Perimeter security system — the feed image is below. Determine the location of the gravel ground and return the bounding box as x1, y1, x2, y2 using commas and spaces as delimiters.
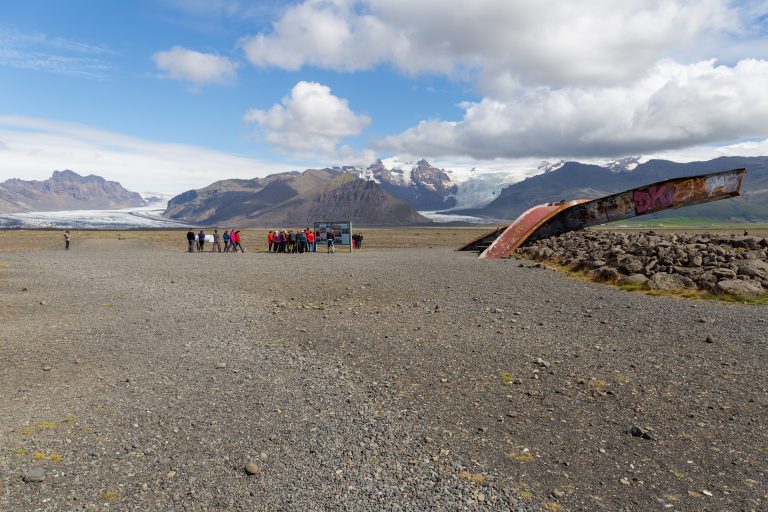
0, 239, 766, 511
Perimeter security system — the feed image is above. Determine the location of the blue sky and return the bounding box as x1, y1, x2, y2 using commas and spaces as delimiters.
1, 0, 767, 192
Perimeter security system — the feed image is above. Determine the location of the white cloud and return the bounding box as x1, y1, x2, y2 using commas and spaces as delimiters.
0, 116, 287, 193
0, 26, 111, 78
244, 81, 371, 157
376, 59, 768, 159
152, 46, 237, 85
239, 0, 741, 88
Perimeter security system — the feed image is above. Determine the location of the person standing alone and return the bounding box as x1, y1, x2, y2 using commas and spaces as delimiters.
186, 228, 195, 253
64, 230, 71, 250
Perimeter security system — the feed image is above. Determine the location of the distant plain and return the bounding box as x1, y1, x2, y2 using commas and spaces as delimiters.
1, 225, 767, 253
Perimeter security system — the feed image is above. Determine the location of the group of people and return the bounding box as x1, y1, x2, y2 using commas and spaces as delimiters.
187, 228, 244, 253
185, 228, 364, 254
268, 228, 321, 253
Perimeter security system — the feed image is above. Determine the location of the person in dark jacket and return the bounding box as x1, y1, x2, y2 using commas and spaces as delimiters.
186, 229, 195, 253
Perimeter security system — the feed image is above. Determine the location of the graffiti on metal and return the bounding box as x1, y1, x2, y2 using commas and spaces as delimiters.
467, 168, 746, 259
634, 184, 675, 213
530, 168, 746, 242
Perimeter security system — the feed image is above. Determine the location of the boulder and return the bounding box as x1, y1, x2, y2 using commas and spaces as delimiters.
647, 272, 695, 291
597, 266, 620, 282
715, 279, 766, 296
737, 260, 768, 280
712, 268, 737, 280
618, 274, 649, 287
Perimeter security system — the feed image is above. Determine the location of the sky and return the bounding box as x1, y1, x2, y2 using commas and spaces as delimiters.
1, 0, 767, 193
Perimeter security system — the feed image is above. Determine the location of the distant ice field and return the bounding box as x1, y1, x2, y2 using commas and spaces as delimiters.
0, 203, 187, 229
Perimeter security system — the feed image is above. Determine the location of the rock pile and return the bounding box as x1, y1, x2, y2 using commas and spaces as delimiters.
517, 231, 768, 296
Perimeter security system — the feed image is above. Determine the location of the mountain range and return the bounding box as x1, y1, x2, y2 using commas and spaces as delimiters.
163, 168, 427, 226
3, 156, 767, 226
467, 156, 768, 222
0, 170, 147, 213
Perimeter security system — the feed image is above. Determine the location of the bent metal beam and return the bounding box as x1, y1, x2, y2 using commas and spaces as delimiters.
466, 168, 746, 260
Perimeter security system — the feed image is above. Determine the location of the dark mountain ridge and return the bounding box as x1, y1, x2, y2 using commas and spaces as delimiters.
163, 168, 428, 226
0, 170, 147, 213
472, 156, 768, 222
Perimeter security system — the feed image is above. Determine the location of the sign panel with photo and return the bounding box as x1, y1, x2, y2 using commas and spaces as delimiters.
314, 221, 352, 247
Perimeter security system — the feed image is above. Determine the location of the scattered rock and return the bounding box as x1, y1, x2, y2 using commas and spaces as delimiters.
42, 366, 52, 372
705, 335, 715, 344
216, 362, 227, 369
244, 463, 260, 475
716, 279, 766, 296
618, 274, 648, 287
23, 468, 45, 483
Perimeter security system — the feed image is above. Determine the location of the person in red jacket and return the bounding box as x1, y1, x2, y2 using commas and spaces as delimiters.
268, 230, 274, 252
232, 230, 244, 252
306, 228, 315, 253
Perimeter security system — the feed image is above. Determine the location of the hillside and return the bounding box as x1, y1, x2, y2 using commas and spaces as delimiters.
0, 170, 147, 213
164, 169, 428, 226
473, 156, 768, 222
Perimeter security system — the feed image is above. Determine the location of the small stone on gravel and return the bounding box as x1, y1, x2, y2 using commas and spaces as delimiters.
244, 463, 260, 475
23, 468, 45, 483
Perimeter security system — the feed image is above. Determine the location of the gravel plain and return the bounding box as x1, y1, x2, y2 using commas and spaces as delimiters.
1, 238, 766, 511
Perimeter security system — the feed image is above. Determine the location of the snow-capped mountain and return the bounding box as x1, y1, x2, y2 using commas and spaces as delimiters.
537, 160, 566, 173
335, 158, 457, 210
339, 158, 535, 211
602, 156, 641, 173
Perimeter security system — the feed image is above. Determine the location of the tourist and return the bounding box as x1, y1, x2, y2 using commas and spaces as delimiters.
211, 229, 221, 252
268, 230, 274, 252
186, 228, 195, 252
223, 230, 230, 252
307, 228, 315, 253
64, 230, 71, 250
298, 229, 307, 253
327, 230, 335, 254
198, 229, 206, 252
232, 230, 244, 252
287, 230, 295, 253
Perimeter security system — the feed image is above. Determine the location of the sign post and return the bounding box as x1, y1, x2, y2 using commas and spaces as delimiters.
313, 221, 353, 252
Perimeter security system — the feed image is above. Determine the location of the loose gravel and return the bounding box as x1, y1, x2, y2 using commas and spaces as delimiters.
1, 239, 766, 511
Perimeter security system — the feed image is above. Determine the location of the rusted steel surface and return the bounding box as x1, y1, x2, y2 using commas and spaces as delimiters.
529, 168, 746, 242
456, 225, 509, 252
464, 168, 746, 260
479, 200, 587, 260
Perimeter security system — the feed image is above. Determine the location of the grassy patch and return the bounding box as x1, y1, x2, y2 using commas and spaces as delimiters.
100, 491, 118, 501
31, 451, 46, 460
542, 260, 768, 305
499, 372, 513, 385
587, 378, 608, 391
506, 451, 535, 463
457, 470, 485, 484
